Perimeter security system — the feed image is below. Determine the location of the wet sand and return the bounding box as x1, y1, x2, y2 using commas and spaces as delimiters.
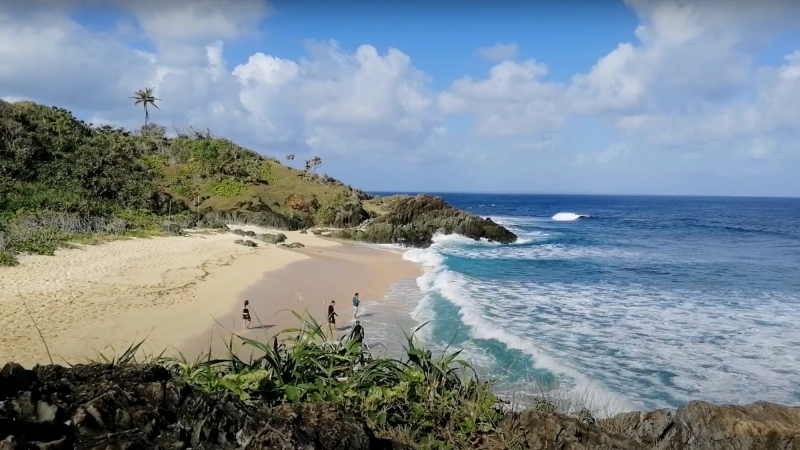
0, 223, 417, 367
181, 242, 420, 359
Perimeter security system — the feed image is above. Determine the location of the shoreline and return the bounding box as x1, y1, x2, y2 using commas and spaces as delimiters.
179, 235, 420, 360
0, 226, 419, 367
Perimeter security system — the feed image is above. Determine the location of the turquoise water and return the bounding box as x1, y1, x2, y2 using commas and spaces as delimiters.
358, 194, 800, 411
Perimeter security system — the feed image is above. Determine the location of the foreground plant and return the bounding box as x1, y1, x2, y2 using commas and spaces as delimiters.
160, 313, 505, 447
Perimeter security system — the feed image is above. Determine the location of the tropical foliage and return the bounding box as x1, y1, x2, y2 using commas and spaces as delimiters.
161, 313, 508, 448
0, 100, 278, 264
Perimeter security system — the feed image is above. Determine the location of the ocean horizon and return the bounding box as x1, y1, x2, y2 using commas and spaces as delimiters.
357, 193, 800, 413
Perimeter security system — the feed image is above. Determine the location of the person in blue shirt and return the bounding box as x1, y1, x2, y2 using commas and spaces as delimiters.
352, 292, 360, 318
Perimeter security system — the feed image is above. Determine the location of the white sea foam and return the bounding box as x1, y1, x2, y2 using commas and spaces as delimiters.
402, 234, 638, 411
552, 212, 590, 222
399, 230, 800, 410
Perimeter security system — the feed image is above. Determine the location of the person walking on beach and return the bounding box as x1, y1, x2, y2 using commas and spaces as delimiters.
352, 292, 360, 318
327, 300, 338, 330
242, 300, 251, 329
350, 320, 364, 343
350, 320, 365, 365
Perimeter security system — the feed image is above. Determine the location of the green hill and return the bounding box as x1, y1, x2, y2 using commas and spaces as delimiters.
0, 100, 516, 266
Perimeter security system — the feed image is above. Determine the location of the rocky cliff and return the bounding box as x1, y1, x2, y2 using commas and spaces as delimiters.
3, 363, 797, 450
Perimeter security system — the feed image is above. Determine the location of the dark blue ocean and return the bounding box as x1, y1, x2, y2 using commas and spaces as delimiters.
359, 194, 800, 412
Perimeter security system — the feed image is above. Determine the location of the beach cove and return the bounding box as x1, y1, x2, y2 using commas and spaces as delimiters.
0, 225, 419, 367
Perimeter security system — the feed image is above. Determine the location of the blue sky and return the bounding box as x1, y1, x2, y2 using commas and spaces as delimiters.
3, 0, 800, 196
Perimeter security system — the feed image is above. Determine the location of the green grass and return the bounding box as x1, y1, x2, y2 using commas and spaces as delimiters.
0, 250, 18, 266
165, 162, 354, 219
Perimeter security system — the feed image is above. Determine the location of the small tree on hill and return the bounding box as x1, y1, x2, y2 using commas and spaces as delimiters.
304, 156, 322, 174
130, 87, 161, 129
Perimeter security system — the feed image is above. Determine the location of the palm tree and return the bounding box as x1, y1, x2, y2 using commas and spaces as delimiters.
130, 87, 161, 128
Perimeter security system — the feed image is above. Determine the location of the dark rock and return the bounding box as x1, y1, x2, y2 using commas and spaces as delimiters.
511, 410, 644, 450
256, 233, 287, 244
310, 229, 322, 235
282, 242, 305, 249
243, 230, 256, 237
160, 221, 183, 236
197, 206, 312, 231
201, 218, 229, 229
231, 228, 247, 236
331, 194, 517, 247
234, 239, 258, 248
330, 200, 372, 228
0, 364, 394, 450
300, 229, 308, 234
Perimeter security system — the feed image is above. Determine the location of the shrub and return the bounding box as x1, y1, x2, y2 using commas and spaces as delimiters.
208, 178, 247, 198
0, 250, 18, 266
164, 314, 504, 447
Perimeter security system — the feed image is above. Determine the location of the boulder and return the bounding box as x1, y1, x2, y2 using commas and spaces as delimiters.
231, 228, 248, 236
283, 242, 305, 249
0, 363, 393, 450
234, 239, 258, 248
256, 233, 287, 244
300, 229, 308, 234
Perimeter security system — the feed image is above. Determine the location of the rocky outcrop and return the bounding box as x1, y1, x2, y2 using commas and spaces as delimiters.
601, 401, 800, 450
280, 242, 305, 249
2, 363, 800, 449
195, 201, 313, 231
510, 410, 643, 450
0, 363, 395, 450
331, 194, 517, 247
234, 239, 258, 247
330, 200, 373, 229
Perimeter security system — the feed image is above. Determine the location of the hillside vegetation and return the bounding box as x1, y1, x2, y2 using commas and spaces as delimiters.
0, 100, 368, 264
0, 100, 516, 265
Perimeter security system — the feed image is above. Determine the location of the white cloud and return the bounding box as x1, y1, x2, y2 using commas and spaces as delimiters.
574, 143, 632, 166
0, 4, 445, 163
438, 60, 565, 136
476, 43, 518, 62
0, 10, 156, 112
102, 0, 270, 43
2, 0, 800, 194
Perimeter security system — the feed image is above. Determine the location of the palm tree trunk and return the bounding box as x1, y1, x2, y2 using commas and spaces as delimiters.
144, 104, 149, 128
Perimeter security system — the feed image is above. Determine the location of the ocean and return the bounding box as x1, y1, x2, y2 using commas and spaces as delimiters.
356, 194, 800, 412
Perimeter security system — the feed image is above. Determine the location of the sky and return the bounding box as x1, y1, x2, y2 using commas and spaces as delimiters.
2, 0, 800, 196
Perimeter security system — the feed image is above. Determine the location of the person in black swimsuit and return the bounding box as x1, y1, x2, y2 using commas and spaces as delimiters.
327, 300, 338, 329
242, 300, 251, 329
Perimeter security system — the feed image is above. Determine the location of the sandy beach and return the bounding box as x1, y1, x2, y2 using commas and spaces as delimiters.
0, 226, 419, 367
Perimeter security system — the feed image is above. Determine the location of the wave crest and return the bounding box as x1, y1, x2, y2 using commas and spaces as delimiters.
552, 212, 590, 222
